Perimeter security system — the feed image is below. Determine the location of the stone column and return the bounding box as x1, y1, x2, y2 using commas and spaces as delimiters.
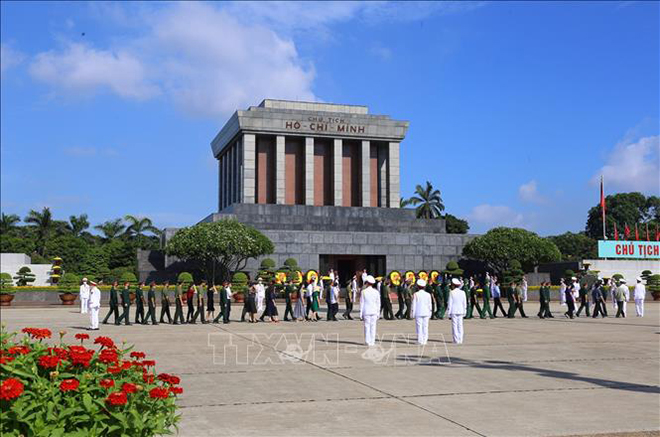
361, 140, 371, 207
388, 142, 400, 208
305, 137, 314, 205
378, 144, 388, 207
333, 139, 343, 207
218, 157, 223, 212
243, 133, 256, 204
276, 135, 285, 204
228, 145, 233, 206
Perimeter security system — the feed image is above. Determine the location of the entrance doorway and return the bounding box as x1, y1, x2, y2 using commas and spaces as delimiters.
319, 255, 386, 286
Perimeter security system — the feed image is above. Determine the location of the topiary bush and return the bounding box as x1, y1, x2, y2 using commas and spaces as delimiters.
58, 273, 80, 293
177, 272, 193, 285
13, 267, 36, 287
612, 273, 624, 282
1, 272, 14, 293
231, 272, 248, 294
647, 274, 660, 298
443, 261, 463, 277
260, 258, 276, 269
284, 258, 298, 269
119, 272, 138, 285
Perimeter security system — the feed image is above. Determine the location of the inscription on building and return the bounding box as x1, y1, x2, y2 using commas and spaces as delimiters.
285, 116, 366, 134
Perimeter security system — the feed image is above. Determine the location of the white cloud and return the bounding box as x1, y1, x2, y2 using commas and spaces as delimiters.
592, 135, 660, 193
468, 204, 525, 227
371, 44, 393, 61
1, 43, 25, 73
30, 43, 159, 100
518, 180, 547, 204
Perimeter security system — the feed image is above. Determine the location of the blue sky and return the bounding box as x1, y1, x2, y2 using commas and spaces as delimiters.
1, 1, 658, 235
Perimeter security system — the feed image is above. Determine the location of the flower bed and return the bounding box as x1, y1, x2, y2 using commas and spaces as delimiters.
0, 327, 181, 436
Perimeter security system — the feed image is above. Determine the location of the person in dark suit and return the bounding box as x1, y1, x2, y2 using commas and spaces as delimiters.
134, 282, 146, 324
119, 281, 132, 326
173, 281, 185, 325
144, 281, 158, 325
283, 280, 294, 321
160, 281, 172, 324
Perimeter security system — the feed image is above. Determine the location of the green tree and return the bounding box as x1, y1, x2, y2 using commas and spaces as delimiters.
547, 232, 597, 261
0, 213, 20, 234
45, 235, 89, 273
165, 219, 274, 283
0, 272, 13, 290
586, 192, 660, 239
94, 219, 126, 240
24, 207, 56, 255
80, 246, 111, 281
58, 272, 80, 293
445, 213, 469, 234
13, 266, 36, 286
462, 227, 561, 275
103, 239, 136, 270
124, 215, 161, 248
0, 234, 37, 255
407, 181, 445, 219
67, 214, 90, 237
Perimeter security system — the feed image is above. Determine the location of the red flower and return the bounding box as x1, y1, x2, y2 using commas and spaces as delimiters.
60, 378, 79, 392
94, 336, 115, 349
130, 351, 146, 359
149, 387, 169, 399
106, 391, 128, 406
75, 333, 89, 342
142, 373, 155, 384
22, 328, 52, 340
98, 349, 119, 364
8, 345, 30, 355
158, 374, 181, 385
99, 379, 115, 389
0, 355, 15, 364
142, 360, 156, 367
107, 365, 122, 375
46, 347, 69, 360
38, 355, 61, 369
121, 382, 138, 394
0, 378, 24, 400
169, 386, 183, 395
69, 348, 93, 368
121, 361, 133, 370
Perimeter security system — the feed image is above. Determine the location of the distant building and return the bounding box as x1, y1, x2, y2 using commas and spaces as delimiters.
0, 253, 52, 286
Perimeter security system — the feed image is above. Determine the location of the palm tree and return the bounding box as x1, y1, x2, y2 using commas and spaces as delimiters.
67, 214, 90, 237
24, 207, 56, 255
408, 181, 445, 219
0, 213, 20, 234
94, 219, 126, 240
399, 197, 412, 208
124, 215, 161, 248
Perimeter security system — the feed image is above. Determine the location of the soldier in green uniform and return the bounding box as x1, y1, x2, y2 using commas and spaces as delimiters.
119, 281, 132, 325
464, 278, 474, 318
102, 280, 121, 325
481, 275, 494, 319
134, 282, 146, 324
403, 279, 413, 320
381, 278, 394, 320
509, 282, 528, 318
506, 281, 517, 318
173, 280, 185, 325
144, 281, 158, 325
283, 280, 294, 321
467, 278, 483, 319
160, 281, 172, 324
192, 281, 208, 323
438, 276, 450, 319
537, 281, 553, 318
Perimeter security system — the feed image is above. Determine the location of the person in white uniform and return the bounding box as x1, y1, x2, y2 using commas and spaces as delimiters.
559, 278, 566, 306
88, 281, 101, 330
256, 278, 266, 314
446, 278, 467, 344
411, 279, 432, 345
360, 275, 380, 346
634, 277, 645, 317
521, 276, 528, 302
79, 277, 90, 314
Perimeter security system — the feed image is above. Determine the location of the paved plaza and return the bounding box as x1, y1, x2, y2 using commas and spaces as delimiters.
3, 302, 659, 436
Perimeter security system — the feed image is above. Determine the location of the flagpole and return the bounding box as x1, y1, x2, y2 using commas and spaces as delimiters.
601, 175, 606, 240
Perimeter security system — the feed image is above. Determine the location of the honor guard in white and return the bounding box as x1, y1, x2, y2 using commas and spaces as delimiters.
79, 277, 90, 314
411, 279, 432, 345
446, 278, 467, 344
88, 281, 101, 330
360, 275, 380, 346
634, 277, 645, 317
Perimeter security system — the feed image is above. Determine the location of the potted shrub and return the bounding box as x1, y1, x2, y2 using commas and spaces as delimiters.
120, 272, 138, 303
0, 272, 15, 306
58, 272, 80, 305
647, 274, 660, 301
231, 272, 248, 303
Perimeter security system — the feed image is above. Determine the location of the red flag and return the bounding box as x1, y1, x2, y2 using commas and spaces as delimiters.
614, 223, 619, 240
647, 223, 650, 241
635, 223, 639, 241
624, 223, 631, 240
600, 176, 606, 239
